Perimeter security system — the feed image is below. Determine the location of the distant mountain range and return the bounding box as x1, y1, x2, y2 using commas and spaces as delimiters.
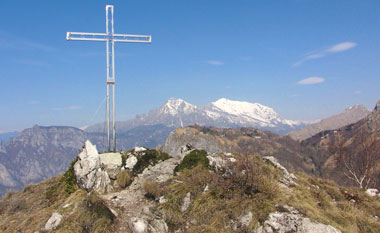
86, 98, 308, 135
0, 97, 374, 197
288, 104, 370, 141
302, 100, 380, 189
0, 131, 18, 143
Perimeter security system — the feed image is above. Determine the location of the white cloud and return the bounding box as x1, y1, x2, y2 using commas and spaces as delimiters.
206, 60, 224, 66
297, 77, 325, 85
293, 41, 357, 66
354, 90, 361, 94
327, 42, 357, 53
52, 105, 82, 111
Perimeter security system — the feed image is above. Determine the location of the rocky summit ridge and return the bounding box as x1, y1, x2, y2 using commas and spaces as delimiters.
1, 138, 380, 232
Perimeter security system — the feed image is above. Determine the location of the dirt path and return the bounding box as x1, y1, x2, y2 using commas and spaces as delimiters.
101, 158, 179, 232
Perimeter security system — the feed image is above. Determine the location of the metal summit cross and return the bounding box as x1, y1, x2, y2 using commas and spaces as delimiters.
66, 5, 151, 152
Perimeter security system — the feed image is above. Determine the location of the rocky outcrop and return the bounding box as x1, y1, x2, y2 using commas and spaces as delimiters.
160, 126, 317, 175
263, 156, 297, 188
256, 205, 341, 233
74, 141, 112, 193
44, 212, 63, 231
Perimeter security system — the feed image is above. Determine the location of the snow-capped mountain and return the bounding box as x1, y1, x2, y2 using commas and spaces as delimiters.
205, 98, 300, 128
86, 98, 306, 135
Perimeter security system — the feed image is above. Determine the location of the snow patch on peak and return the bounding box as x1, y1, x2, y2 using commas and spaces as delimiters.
211, 98, 280, 122
160, 98, 198, 116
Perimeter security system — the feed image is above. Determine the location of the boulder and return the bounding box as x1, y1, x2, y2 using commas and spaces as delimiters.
74, 140, 112, 193
365, 188, 378, 197
130, 218, 148, 233
256, 205, 341, 233
44, 212, 63, 231
100, 152, 122, 179
125, 155, 138, 170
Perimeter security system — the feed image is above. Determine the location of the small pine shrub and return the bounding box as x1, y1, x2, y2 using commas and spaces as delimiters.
133, 150, 170, 174
61, 157, 79, 194
174, 150, 209, 173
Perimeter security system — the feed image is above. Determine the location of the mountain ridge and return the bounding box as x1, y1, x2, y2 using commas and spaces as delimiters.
288, 104, 370, 141
86, 97, 308, 135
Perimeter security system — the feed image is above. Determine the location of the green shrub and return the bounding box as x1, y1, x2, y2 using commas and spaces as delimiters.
174, 150, 209, 173
133, 149, 170, 174
61, 157, 79, 194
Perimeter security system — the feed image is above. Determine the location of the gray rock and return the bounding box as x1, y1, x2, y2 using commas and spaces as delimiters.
181, 192, 191, 212
207, 154, 236, 170
160, 128, 222, 158
130, 217, 148, 233
74, 140, 112, 193
100, 152, 122, 179
263, 156, 297, 188
44, 212, 63, 231
240, 212, 253, 227
256, 205, 341, 233
233, 211, 253, 230
140, 158, 179, 183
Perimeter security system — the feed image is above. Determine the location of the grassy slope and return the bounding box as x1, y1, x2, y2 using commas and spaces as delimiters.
0, 174, 115, 233
145, 152, 380, 233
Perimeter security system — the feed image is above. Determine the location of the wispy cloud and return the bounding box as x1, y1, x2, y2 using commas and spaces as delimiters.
293, 42, 357, 66
297, 77, 325, 85
206, 60, 224, 66
14, 58, 49, 67
52, 106, 82, 111
354, 90, 361, 95
28, 100, 40, 105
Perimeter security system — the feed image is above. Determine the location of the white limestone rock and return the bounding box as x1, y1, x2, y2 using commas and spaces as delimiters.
256, 205, 341, 233
130, 218, 148, 233
365, 188, 378, 197
263, 156, 297, 188
135, 147, 147, 152
207, 154, 236, 170
100, 152, 122, 179
125, 155, 138, 170
181, 192, 191, 212
73, 140, 112, 193
44, 212, 63, 231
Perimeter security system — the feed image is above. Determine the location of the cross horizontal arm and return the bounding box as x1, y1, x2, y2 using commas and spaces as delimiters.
66, 32, 108, 42
66, 32, 152, 43
112, 33, 152, 43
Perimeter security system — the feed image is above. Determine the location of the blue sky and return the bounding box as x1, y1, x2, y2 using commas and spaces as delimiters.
1, 0, 379, 132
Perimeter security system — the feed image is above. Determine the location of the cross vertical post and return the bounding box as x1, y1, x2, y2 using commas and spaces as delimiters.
66, 5, 151, 152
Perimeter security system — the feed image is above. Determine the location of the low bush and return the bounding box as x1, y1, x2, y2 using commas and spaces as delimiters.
174, 150, 209, 173
116, 170, 133, 189
133, 149, 170, 174
61, 157, 78, 194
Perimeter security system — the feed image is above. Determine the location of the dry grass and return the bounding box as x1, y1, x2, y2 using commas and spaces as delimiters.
0, 174, 115, 233
143, 154, 380, 233
145, 155, 280, 232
